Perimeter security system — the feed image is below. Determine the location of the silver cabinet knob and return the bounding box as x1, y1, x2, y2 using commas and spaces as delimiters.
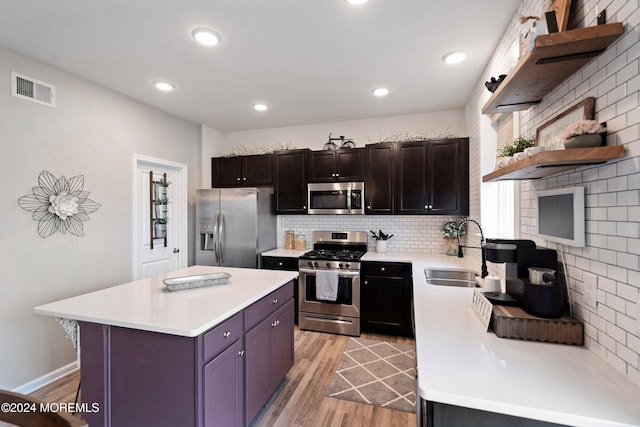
381, 267, 386, 271
223, 331, 231, 338
243, 177, 247, 181
236, 177, 241, 181
272, 298, 279, 304
367, 205, 371, 209
364, 280, 368, 285
238, 350, 245, 357
271, 320, 280, 327
173, 248, 180, 253
303, 205, 306, 209
278, 262, 283, 266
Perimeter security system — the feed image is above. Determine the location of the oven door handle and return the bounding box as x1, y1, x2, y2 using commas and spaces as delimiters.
299, 268, 360, 278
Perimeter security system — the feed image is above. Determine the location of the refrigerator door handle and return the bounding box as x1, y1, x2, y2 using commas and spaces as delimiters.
213, 210, 220, 263
219, 210, 225, 264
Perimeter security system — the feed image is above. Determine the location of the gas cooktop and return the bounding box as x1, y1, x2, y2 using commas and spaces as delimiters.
299, 249, 366, 262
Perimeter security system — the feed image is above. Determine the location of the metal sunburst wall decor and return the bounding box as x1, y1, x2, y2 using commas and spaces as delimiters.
18, 171, 101, 238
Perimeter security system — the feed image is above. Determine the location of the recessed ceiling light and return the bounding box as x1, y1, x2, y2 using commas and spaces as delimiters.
153, 81, 175, 92
253, 103, 269, 111
443, 51, 467, 65
372, 87, 390, 97
346, 0, 369, 5
192, 28, 222, 46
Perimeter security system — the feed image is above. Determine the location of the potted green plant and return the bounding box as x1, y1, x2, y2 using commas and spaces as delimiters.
154, 217, 168, 238
497, 135, 535, 158
561, 120, 606, 148
369, 229, 394, 253
441, 221, 465, 256
154, 178, 171, 200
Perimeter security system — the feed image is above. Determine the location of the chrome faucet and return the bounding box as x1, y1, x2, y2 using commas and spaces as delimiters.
457, 217, 489, 278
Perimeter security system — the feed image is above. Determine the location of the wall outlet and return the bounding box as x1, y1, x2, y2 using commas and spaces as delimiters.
583, 272, 598, 309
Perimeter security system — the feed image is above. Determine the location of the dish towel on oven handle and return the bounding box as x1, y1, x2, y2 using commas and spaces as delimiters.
315, 270, 339, 302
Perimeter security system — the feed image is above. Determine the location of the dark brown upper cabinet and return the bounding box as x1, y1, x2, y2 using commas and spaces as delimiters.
212, 154, 273, 188
274, 149, 309, 214
307, 148, 364, 182
364, 143, 395, 214
395, 138, 469, 215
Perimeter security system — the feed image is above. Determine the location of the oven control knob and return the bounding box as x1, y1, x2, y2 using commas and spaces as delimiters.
326, 262, 331, 268
313, 261, 318, 267
339, 263, 343, 268
308, 261, 313, 267
345, 263, 350, 269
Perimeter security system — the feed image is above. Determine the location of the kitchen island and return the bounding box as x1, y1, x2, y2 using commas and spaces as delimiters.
35, 265, 298, 427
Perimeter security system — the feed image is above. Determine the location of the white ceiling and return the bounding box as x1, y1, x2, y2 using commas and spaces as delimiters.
0, 1, 520, 132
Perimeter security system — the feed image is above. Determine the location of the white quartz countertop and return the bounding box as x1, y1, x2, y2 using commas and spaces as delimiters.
261, 248, 308, 258
34, 266, 298, 337
411, 256, 640, 427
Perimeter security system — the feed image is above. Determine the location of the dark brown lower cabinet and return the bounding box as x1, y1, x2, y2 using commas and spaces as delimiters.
361, 262, 413, 336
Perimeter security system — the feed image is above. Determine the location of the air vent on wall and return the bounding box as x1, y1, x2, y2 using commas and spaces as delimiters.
11, 71, 55, 107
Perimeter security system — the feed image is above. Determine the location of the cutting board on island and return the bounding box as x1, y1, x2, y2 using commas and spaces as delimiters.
491, 305, 584, 346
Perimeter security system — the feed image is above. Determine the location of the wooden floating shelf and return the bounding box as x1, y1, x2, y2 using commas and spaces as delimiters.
483, 145, 625, 182
482, 23, 624, 114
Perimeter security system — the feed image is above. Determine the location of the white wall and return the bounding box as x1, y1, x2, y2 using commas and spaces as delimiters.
201, 110, 473, 255
0, 45, 199, 389
210, 110, 467, 155
468, 0, 640, 385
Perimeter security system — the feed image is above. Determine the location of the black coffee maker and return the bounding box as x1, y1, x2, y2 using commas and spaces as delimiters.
484, 239, 565, 318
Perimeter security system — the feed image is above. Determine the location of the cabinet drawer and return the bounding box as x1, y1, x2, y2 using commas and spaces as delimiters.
361, 262, 406, 278
245, 282, 294, 330
262, 256, 298, 271
203, 312, 243, 362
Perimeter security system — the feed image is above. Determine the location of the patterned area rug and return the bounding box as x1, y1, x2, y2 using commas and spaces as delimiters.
326, 337, 416, 413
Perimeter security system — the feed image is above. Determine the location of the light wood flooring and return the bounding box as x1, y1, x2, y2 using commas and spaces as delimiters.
32, 327, 416, 427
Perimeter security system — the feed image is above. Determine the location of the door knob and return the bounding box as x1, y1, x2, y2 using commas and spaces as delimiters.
173, 248, 180, 253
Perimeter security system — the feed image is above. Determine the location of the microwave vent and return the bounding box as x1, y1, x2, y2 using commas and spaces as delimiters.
11, 72, 56, 107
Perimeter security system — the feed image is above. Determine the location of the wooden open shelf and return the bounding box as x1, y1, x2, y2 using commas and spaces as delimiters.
483, 145, 624, 181
482, 23, 624, 114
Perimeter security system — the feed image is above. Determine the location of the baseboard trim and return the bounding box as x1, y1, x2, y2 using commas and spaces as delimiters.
13, 361, 79, 395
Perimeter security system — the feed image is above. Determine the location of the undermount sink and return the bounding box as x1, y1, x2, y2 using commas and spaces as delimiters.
424, 268, 479, 288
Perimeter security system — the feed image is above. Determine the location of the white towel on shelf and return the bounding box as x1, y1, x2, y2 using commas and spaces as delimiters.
315, 270, 339, 302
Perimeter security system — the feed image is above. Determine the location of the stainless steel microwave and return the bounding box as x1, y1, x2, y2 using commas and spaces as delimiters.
308, 182, 364, 215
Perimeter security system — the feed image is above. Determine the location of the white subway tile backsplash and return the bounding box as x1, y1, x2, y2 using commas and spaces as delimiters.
278, 214, 466, 255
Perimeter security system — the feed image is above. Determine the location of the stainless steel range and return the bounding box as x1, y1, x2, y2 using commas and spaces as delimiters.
298, 231, 368, 336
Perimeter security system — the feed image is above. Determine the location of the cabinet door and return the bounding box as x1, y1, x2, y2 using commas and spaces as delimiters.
242, 154, 272, 186
428, 139, 469, 215
307, 150, 337, 182
396, 141, 428, 214
364, 143, 394, 214
271, 300, 294, 387
361, 276, 406, 333
212, 157, 242, 187
245, 316, 272, 424
275, 149, 308, 213
335, 148, 364, 181
204, 339, 245, 427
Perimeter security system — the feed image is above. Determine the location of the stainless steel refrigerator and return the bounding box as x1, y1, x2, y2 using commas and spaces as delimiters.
195, 188, 276, 268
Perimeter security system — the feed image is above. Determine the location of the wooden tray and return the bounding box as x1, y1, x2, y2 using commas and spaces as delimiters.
491, 305, 583, 346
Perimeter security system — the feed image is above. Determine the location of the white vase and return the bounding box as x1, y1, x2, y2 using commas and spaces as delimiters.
376, 240, 388, 253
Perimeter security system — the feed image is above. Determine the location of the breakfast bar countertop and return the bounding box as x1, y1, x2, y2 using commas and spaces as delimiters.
34, 265, 298, 337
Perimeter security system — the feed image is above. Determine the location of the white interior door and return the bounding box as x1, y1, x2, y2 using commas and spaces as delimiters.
133, 155, 188, 279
